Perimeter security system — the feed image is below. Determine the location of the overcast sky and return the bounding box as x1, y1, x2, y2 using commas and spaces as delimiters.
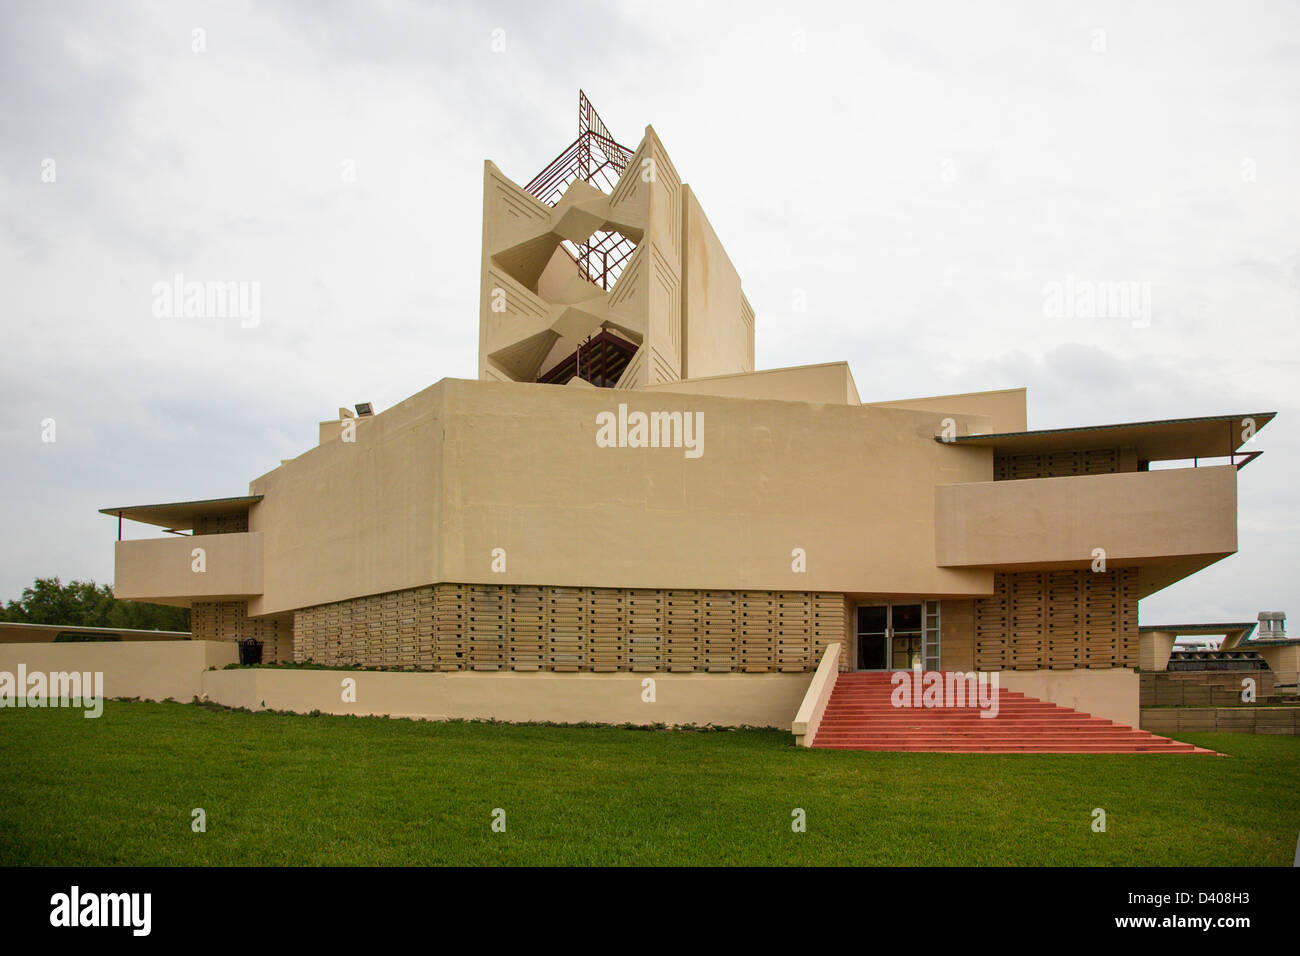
1, 0, 1296, 626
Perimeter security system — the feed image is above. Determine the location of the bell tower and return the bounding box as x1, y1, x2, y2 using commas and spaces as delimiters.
478, 92, 753, 390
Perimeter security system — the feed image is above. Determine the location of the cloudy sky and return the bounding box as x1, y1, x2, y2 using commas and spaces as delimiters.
1, 0, 1296, 626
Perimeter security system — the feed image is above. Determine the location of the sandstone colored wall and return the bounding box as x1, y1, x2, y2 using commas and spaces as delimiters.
864, 387, 1027, 434
645, 362, 858, 405
1138, 630, 1177, 672
246, 379, 994, 618
679, 185, 753, 380
0, 640, 236, 702
203, 668, 811, 729
996, 668, 1139, 728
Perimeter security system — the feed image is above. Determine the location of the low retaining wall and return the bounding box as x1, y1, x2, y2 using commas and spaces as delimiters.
1141, 706, 1300, 735
1141, 670, 1275, 706
202, 668, 812, 728
995, 668, 1139, 728
6, 642, 1146, 735
0, 640, 236, 701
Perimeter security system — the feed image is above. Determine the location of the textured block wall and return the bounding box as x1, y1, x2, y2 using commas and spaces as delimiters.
293, 584, 847, 673
191, 600, 291, 663
993, 447, 1128, 480
193, 513, 250, 534
973, 569, 1139, 670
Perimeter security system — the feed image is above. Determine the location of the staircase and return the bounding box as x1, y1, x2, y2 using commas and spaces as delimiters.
813, 672, 1213, 753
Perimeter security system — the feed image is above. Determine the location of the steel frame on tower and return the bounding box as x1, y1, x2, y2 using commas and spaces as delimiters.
524, 91, 637, 292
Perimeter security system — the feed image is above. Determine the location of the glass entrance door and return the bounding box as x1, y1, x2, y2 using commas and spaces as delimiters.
888, 603, 923, 670
856, 605, 889, 670
856, 602, 941, 671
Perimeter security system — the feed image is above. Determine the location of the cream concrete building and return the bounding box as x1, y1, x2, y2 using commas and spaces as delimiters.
101, 95, 1275, 740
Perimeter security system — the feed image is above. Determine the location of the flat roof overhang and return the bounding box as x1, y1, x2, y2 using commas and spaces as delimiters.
1141, 621, 1300, 650
99, 495, 262, 532
938, 412, 1275, 461
1140, 622, 1257, 637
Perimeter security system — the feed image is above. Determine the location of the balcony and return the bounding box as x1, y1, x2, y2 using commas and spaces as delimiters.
113, 532, 263, 605
935, 465, 1237, 571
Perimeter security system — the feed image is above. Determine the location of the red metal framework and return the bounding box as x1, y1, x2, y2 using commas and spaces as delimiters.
536, 329, 638, 388
525, 91, 637, 291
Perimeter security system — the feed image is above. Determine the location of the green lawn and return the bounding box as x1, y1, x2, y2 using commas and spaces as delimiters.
2, 700, 1297, 866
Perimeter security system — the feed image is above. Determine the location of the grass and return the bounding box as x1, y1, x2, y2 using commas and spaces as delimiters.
2, 700, 1298, 866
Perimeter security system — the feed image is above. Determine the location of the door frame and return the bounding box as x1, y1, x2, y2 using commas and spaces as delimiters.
853, 600, 941, 671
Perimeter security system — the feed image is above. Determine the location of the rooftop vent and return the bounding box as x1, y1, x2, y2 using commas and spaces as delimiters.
1257, 610, 1287, 639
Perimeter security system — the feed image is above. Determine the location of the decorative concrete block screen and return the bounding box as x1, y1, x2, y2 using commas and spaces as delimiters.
294, 585, 847, 673
191, 600, 291, 662
993, 447, 1121, 480
973, 569, 1138, 669
193, 513, 250, 534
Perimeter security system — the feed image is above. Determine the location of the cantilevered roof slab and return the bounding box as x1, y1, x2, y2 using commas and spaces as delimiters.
1138, 622, 1258, 634
941, 412, 1275, 461
99, 495, 262, 531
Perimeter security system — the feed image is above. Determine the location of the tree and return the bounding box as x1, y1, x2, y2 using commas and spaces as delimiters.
0, 577, 190, 632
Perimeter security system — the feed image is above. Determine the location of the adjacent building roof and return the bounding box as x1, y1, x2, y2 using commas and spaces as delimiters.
1139, 622, 1258, 637
1142, 620, 1300, 650
99, 495, 262, 531
942, 412, 1275, 461
0, 621, 190, 643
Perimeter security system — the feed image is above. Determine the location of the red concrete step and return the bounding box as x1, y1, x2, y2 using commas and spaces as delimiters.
812, 671, 1213, 754
816, 723, 1133, 733
821, 707, 1086, 712
816, 734, 1179, 745
816, 744, 1209, 753
822, 711, 1075, 718
821, 717, 1118, 723
816, 728, 1164, 743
